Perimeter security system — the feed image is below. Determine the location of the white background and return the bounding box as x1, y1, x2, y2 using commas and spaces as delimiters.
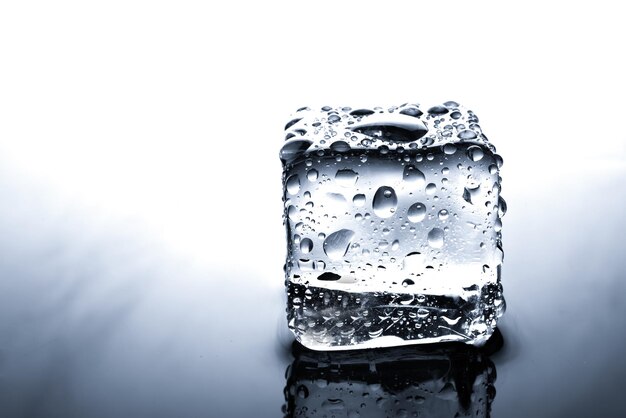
1, 0, 624, 275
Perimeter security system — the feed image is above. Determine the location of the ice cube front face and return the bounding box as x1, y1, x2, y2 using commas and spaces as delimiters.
280, 102, 505, 350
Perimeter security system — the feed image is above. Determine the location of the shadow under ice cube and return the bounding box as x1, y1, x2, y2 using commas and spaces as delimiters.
280, 102, 506, 350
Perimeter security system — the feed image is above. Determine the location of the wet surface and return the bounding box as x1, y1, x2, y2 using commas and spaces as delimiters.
0, 161, 625, 418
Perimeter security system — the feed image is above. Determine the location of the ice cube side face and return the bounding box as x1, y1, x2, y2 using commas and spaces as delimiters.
281, 103, 505, 350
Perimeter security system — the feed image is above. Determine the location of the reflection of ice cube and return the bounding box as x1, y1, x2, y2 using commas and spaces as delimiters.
283, 332, 501, 418
281, 102, 505, 350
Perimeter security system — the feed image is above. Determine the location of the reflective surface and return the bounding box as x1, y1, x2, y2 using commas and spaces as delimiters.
0, 162, 625, 417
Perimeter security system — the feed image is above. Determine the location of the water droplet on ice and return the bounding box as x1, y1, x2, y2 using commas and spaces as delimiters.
318, 271, 341, 281
403, 252, 425, 270
498, 196, 507, 216
286, 174, 300, 195
402, 278, 414, 287
428, 105, 448, 115
458, 129, 478, 140
297, 385, 309, 399
443, 144, 457, 155
407, 203, 426, 222
372, 186, 398, 218
402, 165, 426, 186
428, 228, 444, 248
279, 139, 312, 163
323, 229, 355, 260
467, 145, 484, 161
330, 141, 350, 152
350, 114, 428, 142
300, 238, 313, 253
335, 169, 359, 187
353, 194, 366, 206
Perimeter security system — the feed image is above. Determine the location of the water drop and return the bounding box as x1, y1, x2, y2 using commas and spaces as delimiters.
307, 169, 318, 182
462, 186, 481, 204
317, 272, 341, 281
372, 186, 398, 218
330, 141, 350, 152
498, 196, 507, 216
425, 183, 437, 195
403, 252, 425, 270
402, 278, 414, 287
328, 114, 341, 123
279, 139, 312, 163
467, 145, 484, 161
407, 203, 426, 222
336, 169, 359, 187
353, 194, 366, 206
417, 308, 430, 318
428, 228, 444, 248
350, 114, 428, 142
286, 174, 300, 195
399, 106, 423, 117
350, 109, 375, 116
402, 165, 426, 186
391, 239, 400, 251
323, 229, 355, 260
297, 385, 309, 399
300, 238, 313, 253
458, 129, 478, 140
438, 209, 449, 220
428, 105, 448, 115
443, 144, 457, 155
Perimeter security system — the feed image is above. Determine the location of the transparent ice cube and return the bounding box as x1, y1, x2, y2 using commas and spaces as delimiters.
280, 102, 505, 350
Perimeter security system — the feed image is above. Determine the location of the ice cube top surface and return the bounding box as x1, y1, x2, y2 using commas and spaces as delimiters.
280, 101, 497, 165
281, 102, 505, 350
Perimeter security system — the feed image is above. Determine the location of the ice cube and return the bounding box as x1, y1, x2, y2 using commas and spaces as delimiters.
280, 102, 505, 350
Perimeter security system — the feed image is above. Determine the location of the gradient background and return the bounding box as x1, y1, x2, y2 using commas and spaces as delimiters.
1, 1, 625, 417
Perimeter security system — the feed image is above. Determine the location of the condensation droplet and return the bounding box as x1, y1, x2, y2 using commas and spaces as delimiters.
372, 186, 398, 218
467, 145, 485, 161
335, 169, 359, 187
425, 183, 437, 195
402, 165, 426, 186
307, 169, 318, 182
458, 129, 478, 140
300, 238, 313, 253
407, 203, 427, 222
427, 228, 444, 248
443, 144, 457, 155
286, 174, 300, 195
353, 194, 366, 207
323, 229, 355, 260
438, 209, 449, 220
